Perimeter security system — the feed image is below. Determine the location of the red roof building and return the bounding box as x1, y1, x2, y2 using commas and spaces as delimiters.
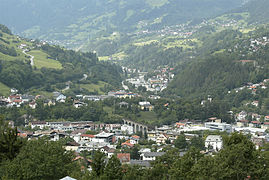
117, 153, 130, 163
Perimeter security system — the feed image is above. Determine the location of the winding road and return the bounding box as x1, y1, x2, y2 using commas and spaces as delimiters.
21, 48, 34, 66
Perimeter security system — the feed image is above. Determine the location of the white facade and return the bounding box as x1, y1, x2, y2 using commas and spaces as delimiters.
205, 122, 232, 133
121, 124, 133, 134
141, 152, 165, 161
205, 135, 223, 151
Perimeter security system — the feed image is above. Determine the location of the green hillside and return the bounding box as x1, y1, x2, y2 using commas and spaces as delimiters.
0, 24, 122, 96
0, 82, 10, 96
164, 26, 269, 98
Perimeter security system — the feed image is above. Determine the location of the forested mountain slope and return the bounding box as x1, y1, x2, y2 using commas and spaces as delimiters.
165, 26, 269, 98
0, 0, 244, 49
0, 24, 122, 96
238, 0, 269, 24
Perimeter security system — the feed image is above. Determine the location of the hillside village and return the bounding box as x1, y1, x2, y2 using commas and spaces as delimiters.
124, 66, 175, 92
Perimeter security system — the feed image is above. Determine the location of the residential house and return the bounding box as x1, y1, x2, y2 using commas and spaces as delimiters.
80, 134, 95, 142
119, 102, 129, 108
107, 148, 116, 158
117, 153, 131, 164
249, 121, 261, 128
252, 113, 261, 121
205, 135, 223, 152
56, 94, 66, 102
73, 101, 87, 108
251, 101, 259, 107
30, 121, 48, 129
50, 131, 66, 141
236, 120, 249, 127
175, 122, 186, 128
93, 132, 115, 143
147, 131, 157, 141
130, 160, 150, 167
261, 122, 269, 129
53, 92, 66, 102
130, 135, 140, 144
121, 141, 134, 148
156, 134, 168, 145
251, 137, 265, 150
10, 88, 18, 94
121, 124, 133, 135
141, 152, 165, 161
29, 101, 37, 109
237, 111, 247, 121
139, 101, 154, 111
21, 94, 35, 103
60, 176, 77, 180
65, 141, 80, 151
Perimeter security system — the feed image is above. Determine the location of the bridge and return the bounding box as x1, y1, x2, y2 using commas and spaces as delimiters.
122, 119, 148, 135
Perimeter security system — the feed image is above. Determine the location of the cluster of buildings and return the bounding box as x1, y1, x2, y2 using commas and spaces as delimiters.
125, 66, 175, 92
14, 114, 269, 171
75, 90, 138, 102
249, 36, 269, 52
232, 79, 268, 94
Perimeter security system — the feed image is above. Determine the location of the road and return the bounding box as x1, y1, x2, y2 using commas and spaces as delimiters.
22, 49, 34, 66
122, 81, 129, 90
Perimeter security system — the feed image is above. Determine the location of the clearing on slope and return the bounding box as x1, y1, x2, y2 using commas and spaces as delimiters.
28, 50, 62, 69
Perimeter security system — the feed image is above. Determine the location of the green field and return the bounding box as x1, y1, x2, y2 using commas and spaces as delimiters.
133, 40, 159, 46
0, 82, 10, 96
138, 111, 159, 125
99, 51, 127, 61
28, 89, 53, 98
163, 38, 201, 50
28, 50, 62, 69
80, 81, 108, 94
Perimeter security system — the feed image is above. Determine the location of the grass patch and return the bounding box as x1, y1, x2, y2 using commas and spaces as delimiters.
80, 81, 108, 94
98, 56, 110, 61
133, 40, 159, 46
0, 82, 10, 96
213, 49, 225, 55
163, 38, 200, 50
240, 28, 255, 34
28, 89, 53, 98
99, 51, 127, 61
103, 106, 113, 114
28, 50, 62, 69
137, 111, 158, 125
146, 0, 168, 8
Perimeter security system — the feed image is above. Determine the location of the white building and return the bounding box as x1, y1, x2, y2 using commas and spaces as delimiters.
93, 132, 115, 143
205, 122, 232, 133
121, 124, 133, 134
30, 121, 48, 129
141, 152, 165, 161
205, 135, 223, 152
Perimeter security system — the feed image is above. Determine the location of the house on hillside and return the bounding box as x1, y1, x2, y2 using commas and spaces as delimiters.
205, 135, 223, 152
117, 153, 130, 164
141, 152, 165, 161
139, 101, 154, 111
